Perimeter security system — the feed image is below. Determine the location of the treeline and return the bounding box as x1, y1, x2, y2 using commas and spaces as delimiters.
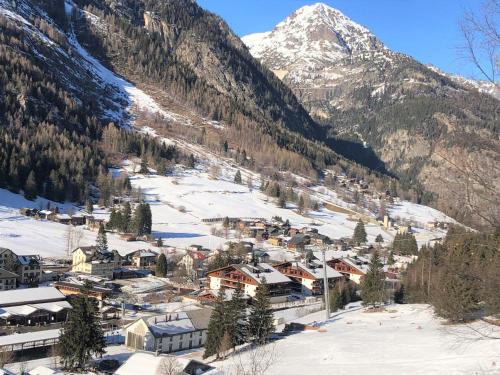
401, 227, 500, 322
0, 12, 189, 205
204, 281, 274, 360
108, 202, 152, 236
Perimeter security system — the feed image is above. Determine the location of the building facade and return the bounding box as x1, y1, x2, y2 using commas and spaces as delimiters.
72, 246, 122, 279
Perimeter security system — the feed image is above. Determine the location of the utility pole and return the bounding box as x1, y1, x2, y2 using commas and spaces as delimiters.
322, 245, 330, 321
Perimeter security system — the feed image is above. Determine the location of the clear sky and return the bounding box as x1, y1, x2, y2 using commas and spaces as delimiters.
197, 0, 484, 78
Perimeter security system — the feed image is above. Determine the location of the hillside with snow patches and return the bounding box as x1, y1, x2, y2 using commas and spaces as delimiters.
0, 0, 457, 259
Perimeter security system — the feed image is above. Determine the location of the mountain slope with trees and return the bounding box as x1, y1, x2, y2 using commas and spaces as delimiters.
0, 0, 398, 206
243, 2, 500, 230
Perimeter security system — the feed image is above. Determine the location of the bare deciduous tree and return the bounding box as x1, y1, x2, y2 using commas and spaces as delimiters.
228, 343, 277, 375
159, 355, 182, 375
459, 0, 499, 84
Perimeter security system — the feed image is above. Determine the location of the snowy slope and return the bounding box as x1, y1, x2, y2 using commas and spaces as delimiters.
242, 2, 386, 72
0, 189, 157, 257
216, 303, 500, 375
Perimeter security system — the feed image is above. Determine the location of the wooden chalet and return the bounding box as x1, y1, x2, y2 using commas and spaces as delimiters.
327, 257, 369, 284
273, 261, 343, 296
206, 263, 293, 301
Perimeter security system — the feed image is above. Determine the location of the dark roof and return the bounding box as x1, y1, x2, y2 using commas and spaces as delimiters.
0, 268, 18, 278
182, 359, 215, 375
185, 308, 212, 330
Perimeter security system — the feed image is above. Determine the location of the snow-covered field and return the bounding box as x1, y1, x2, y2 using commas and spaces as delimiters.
0, 158, 455, 258
216, 304, 500, 375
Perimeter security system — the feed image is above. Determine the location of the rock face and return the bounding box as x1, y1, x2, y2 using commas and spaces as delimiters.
243, 2, 500, 229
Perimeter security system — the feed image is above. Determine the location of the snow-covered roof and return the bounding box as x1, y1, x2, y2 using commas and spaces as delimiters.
0, 329, 60, 346
294, 261, 343, 280
27, 366, 63, 375
115, 352, 164, 375
0, 301, 72, 318
239, 263, 292, 284
143, 308, 212, 337
0, 287, 66, 307
56, 214, 71, 220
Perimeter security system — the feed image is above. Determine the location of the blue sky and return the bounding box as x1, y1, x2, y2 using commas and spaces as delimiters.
197, 0, 483, 78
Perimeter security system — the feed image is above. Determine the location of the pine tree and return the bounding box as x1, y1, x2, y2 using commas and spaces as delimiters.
203, 288, 227, 359
329, 287, 343, 312
122, 202, 131, 232
139, 159, 149, 174
85, 199, 93, 214
361, 251, 386, 307
234, 170, 242, 184
353, 219, 367, 244
227, 283, 248, 347
278, 194, 286, 208
96, 223, 108, 252
24, 171, 37, 200
375, 234, 384, 243
156, 253, 167, 277
133, 203, 152, 236
433, 271, 477, 322
248, 278, 274, 344
59, 295, 105, 369
387, 250, 395, 265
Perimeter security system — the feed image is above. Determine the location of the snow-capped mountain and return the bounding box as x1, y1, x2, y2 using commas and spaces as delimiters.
242, 3, 392, 85
243, 3, 385, 70
427, 65, 500, 100
243, 2, 500, 231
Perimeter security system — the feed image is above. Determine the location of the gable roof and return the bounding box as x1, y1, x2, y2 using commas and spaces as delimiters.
275, 261, 343, 280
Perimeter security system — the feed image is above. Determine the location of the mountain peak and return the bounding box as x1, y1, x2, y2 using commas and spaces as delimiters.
242, 3, 384, 70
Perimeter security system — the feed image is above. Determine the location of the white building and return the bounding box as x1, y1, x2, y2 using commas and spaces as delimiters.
124, 309, 212, 353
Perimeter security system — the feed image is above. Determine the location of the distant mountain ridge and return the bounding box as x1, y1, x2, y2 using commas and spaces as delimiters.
243, 2, 500, 229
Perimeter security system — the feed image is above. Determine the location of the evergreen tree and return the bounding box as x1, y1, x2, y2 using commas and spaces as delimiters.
329, 287, 343, 312
203, 288, 227, 359
375, 234, 384, 243
133, 203, 152, 236
361, 251, 386, 307
433, 271, 478, 322
156, 253, 167, 277
96, 223, 108, 252
85, 199, 93, 214
278, 194, 286, 208
248, 278, 274, 344
139, 159, 149, 174
59, 295, 105, 369
234, 170, 242, 184
122, 202, 132, 232
353, 219, 367, 244
24, 171, 37, 200
227, 283, 248, 347
393, 233, 418, 255
387, 250, 395, 265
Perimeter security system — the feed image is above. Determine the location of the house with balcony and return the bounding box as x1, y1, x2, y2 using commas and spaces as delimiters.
206, 263, 293, 302
273, 261, 343, 296
327, 256, 369, 284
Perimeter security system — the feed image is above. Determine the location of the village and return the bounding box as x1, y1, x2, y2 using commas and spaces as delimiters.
0, 196, 429, 375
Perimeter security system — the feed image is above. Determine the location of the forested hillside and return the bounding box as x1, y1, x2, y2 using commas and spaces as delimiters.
0, 0, 399, 207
